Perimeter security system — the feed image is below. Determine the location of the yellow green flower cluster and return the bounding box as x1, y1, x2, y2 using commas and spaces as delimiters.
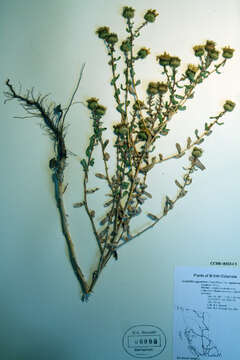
144, 9, 159, 23
96, 27, 118, 45
156, 52, 181, 68
147, 82, 168, 95
122, 6, 135, 19
87, 98, 106, 117
222, 47, 234, 59
185, 64, 199, 82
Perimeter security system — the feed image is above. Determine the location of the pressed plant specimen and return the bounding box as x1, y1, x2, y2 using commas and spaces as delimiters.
5, 6, 236, 301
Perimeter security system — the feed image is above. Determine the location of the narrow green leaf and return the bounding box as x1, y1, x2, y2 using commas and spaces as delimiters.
86, 187, 99, 194
111, 74, 120, 85
175, 180, 183, 189
159, 153, 163, 161
178, 105, 186, 111
187, 92, 194, 99
176, 143, 181, 154
89, 158, 95, 166
121, 182, 129, 189
114, 88, 120, 101
170, 95, 178, 105
103, 139, 109, 150
187, 137, 192, 149
130, 68, 135, 78
80, 159, 88, 172
175, 94, 184, 100
147, 213, 158, 221
205, 122, 210, 131
73, 201, 84, 208
122, 191, 128, 198
116, 103, 125, 114
95, 173, 106, 179
195, 129, 199, 139
160, 126, 169, 136
86, 146, 91, 158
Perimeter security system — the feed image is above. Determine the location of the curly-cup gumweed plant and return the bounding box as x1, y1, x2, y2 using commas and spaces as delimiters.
5, 6, 236, 301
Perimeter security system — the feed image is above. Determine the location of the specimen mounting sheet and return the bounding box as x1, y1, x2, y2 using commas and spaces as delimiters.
174, 266, 240, 360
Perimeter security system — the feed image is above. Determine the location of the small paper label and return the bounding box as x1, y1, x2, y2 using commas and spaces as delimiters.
122, 324, 166, 358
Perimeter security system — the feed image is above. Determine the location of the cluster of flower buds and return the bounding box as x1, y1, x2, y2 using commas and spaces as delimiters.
87, 97, 106, 118
193, 41, 234, 60
121, 6, 159, 22
147, 81, 168, 96
96, 27, 118, 45
120, 42, 150, 59
156, 52, 181, 68
97, 7, 159, 46
205, 41, 219, 60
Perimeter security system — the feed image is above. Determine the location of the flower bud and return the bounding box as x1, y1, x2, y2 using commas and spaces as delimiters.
138, 131, 148, 141
133, 100, 145, 111
192, 147, 203, 158
156, 52, 171, 66
185, 64, 199, 82
209, 49, 219, 60
114, 124, 128, 136
96, 26, 110, 40
144, 9, 159, 23
95, 105, 106, 117
205, 40, 216, 52
170, 56, 181, 68
223, 100, 235, 112
106, 33, 118, 45
120, 40, 131, 53
222, 46, 234, 59
137, 47, 150, 59
158, 82, 168, 94
147, 82, 159, 95
122, 6, 135, 19
118, 126, 129, 136
193, 45, 205, 57
87, 97, 99, 110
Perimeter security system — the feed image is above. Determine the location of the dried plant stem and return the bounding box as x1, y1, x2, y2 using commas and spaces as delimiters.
53, 173, 89, 295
